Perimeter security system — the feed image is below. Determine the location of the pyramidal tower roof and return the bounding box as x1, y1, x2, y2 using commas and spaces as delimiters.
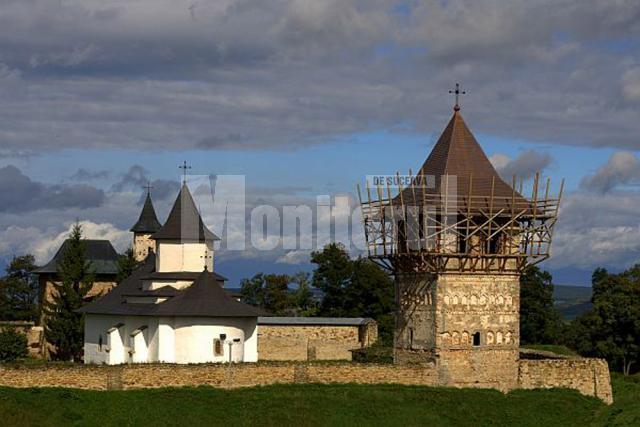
152, 183, 219, 241
400, 106, 530, 210
130, 192, 162, 233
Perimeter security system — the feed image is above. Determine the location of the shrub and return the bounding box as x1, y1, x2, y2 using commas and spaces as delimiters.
351, 345, 393, 364
0, 328, 28, 362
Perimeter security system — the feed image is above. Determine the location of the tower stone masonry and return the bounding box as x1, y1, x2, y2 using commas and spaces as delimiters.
130, 190, 162, 262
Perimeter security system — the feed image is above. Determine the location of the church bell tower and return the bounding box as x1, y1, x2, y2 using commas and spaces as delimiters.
358, 86, 563, 389
130, 186, 162, 262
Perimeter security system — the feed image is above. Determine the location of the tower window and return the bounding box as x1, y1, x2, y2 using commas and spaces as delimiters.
472, 332, 481, 347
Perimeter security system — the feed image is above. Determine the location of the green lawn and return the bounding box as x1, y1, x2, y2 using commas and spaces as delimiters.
0, 376, 638, 426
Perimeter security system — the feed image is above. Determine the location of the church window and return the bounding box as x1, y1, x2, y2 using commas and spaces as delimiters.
214, 339, 223, 356
472, 332, 481, 346
470, 295, 478, 305
497, 295, 504, 305
496, 332, 503, 344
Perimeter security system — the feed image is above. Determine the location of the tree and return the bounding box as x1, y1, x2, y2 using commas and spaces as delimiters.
0, 255, 39, 322
263, 274, 292, 315
567, 265, 640, 375
42, 223, 95, 361
240, 273, 294, 315
310, 243, 353, 317
0, 328, 28, 362
116, 247, 140, 283
519, 265, 564, 345
290, 272, 318, 317
240, 273, 266, 308
311, 244, 395, 344
347, 258, 395, 345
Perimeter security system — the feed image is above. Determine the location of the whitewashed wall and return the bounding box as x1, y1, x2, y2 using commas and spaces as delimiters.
172, 317, 257, 364
155, 241, 214, 273
84, 315, 159, 365
85, 314, 257, 365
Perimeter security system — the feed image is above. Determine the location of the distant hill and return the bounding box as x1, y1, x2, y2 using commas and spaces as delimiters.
553, 285, 592, 320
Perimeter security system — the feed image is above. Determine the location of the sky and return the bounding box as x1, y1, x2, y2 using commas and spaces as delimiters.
1, 0, 640, 286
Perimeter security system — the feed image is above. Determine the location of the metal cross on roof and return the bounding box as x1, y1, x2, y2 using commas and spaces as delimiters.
179, 160, 192, 185
449, 82, 466, 111
201, 247, 213, 270
143, 181, 153, 194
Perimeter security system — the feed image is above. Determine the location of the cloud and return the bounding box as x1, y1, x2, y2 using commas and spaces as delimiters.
70, 168, 110, 181
580, 151, 640, 193
548, 190, 640, 270
0, 1, 638, 153
490, 150, 553, 180
0, 165, 105, 213
0, 220, 130, 265
112, 165, 180, 201
276, 249, 311, 265
621, 67, 640, 102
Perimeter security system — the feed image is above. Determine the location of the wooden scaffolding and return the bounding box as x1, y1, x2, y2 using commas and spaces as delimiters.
357, 172, 563, 274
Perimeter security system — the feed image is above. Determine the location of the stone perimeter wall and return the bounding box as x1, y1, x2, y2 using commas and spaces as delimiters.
257, 324, 377, 361
519, 358, 613, 404
0, 358, 612, 404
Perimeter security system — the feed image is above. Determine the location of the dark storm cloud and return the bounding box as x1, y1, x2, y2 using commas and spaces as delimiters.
0, 165, 104, 212
112, 165, 180, 201
0, 1, 638, 153
70, 168, 111, 181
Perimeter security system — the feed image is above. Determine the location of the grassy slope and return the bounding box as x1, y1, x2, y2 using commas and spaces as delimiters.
0, 377, 638, 426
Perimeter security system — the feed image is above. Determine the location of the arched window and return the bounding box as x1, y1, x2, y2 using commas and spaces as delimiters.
496, 332, 503, 344
487, 331, 495, 344
472, 332, 481, 346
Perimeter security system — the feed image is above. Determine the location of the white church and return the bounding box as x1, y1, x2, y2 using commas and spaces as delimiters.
79, 183, 264, 364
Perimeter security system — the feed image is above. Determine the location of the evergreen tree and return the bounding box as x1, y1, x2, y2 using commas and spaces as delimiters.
519, 265, 564, 344
310, 243, 353, 317
0, 254, 39, 322
116, 247, 140, 283
42, 223, 95, 361
263, 274, 292, 315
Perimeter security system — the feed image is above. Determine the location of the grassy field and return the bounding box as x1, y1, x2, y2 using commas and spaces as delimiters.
0, 375, 638, 426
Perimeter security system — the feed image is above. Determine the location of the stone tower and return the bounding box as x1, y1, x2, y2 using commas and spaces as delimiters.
130, 189, 162, 261
359, 96, 562, 389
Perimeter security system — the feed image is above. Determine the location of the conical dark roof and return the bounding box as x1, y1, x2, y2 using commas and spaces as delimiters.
151, 184, 219, 241
397, 108, 530, 212
130, 192, 162, 233
156, 269, 263, 317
